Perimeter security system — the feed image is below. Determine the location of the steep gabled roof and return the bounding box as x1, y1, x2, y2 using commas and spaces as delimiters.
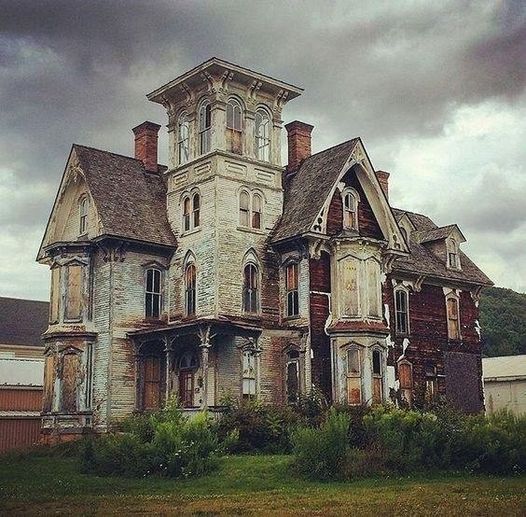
74, 145, 176, 247
0, 297, 49, 347
415, 224, 466, 244
271, 139, 359, 243
392, 208, 492, 286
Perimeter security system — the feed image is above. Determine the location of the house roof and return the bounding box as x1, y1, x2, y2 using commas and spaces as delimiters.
392, 209, 492, 286
483, 355, 526, 380
0, 297, 49, 347
415, 224, 465, 244
73, 145, 176, 248
271, 138, 359, 243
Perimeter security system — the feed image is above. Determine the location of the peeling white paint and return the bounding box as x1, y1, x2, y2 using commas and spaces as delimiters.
398, 337, 410, 361
387, 365, 396, 389
475, 319, 481, 339
383, 302, 390, 328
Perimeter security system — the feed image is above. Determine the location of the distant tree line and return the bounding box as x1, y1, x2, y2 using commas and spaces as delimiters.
480, 286, 526, 357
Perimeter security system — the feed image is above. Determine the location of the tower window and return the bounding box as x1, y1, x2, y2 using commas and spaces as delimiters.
185, 263, 196, 317
285, 262, 299, 317
177, 111, 190, 165
239, 190, 250, 227
243, 263, 259, 314
182, 196, 191, 232
145, 268, 162, 319
226, 98, 243, 154
198, 101, 211, 155
252, 193, 262, 229
192, 193, 200, 228
346, 346, 362, 405
255, 108, 271, 162
79, 196, 88, 235
182, 192, 200, 233
239, 190, 264, 230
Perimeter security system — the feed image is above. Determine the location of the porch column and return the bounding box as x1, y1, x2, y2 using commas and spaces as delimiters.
163, 335, 173, 403
198, 326, 213, 410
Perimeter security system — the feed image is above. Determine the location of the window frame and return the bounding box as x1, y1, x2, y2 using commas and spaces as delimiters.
226, 97, 243, 131
79, 196, 88, 236
184, 262, 197, 317
145, 267, 162, 319
346, 345, 363, 405
371, 347, 384, 404
177, 111, 190, 165
252, 193, 262, 229
446, 238, 461, 270
198, 100, 211, 155
242, 262, 260, 314
64, 263, 84, 322
342, 188, 359, 231
285, 261, 300, 318
239, 190, 251, 227
255, 107, 271, 162
394, 287, 410, 335
446, 293, 461, 340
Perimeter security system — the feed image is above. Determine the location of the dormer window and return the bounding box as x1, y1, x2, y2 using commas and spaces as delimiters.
342, 188, 359, 230
447, 238, 460, 269
79, 196, 88, 235
255, 108, 271, 162
226, 98, 243, 154
177, 111, 190, 165
198, 100, 211, 155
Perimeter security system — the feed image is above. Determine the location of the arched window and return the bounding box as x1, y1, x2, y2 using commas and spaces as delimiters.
252, 193, 262, 229
285, 262, 299, 317
255, 108, 271, 161
178, 351, 199, 408
145, 268, 162, 318
371, 348, 384, 404
394, 288, 409, 334
398, 360, 413, 405
192, 193, 200, 228
184, 263, 196, 316
342, 189, 358, 230
346, 346, 362, 405
79, 196, 88, 235
226, 98, 242, 131
182, 196, 191, 232
239, 190, 250, 227
177, 111, 190, 165
446, 295, 460, 340
243, 263, 259, 313
198, 100, 211, 155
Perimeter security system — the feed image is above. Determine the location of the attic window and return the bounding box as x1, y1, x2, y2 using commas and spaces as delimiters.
342, 188, 359, 230
79, 196, 88, 235
446, 238, 461, 269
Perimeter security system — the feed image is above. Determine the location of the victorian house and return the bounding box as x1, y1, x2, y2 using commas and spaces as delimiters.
37, 58, 492, 439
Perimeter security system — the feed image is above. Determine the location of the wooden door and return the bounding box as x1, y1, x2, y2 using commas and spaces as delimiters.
143, 356, 162, 410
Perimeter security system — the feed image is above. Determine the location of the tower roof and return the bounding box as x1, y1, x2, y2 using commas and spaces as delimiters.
147, 57, 303, 105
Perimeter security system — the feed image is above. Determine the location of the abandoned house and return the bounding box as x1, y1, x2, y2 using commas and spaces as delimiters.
37, 58, 493, 439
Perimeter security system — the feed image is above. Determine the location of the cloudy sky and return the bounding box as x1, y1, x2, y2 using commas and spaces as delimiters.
1, 0, 525, 301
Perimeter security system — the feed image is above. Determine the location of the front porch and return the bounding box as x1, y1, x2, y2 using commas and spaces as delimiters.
129, 318, 263, 413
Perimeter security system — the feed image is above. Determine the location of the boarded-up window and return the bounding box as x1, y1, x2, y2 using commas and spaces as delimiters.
398, 360, 413, 405
342, 258, 359, 317
143, 356, 162, 410
346, 347, 362, 405
447, 297, 460, 340
372, 349, 383, 404
366, 259, 381, 317
65, 265, 83, 320
61, 353, 79, 413
50, 267, 61, 323
43, 355, 56, 412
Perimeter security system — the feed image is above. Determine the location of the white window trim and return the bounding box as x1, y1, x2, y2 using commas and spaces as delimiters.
341, 187, 360, 231
145, 267, 163, 319
444, 290, 461, 341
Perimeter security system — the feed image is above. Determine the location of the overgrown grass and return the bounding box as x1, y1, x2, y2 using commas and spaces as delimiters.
0, 453, 525, 515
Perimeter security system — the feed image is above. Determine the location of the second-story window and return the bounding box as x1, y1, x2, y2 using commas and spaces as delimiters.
394, 288, 409, 334
243, 263, 259, 314
285, 262, 299, 317
446, 295, 460, 340
255, 108, 270, 161
185, 263, 196, 317
177, 111, 190, 165
252, 193, 262, 229
342, 189, 358, 230
183, 196, 191, 232
239, 190, 250, 227
182, 192, 200, 233
239, 190, 264, 230
199, 101, 211, 155
145, 268, 161, 319
79, 196, 88, 235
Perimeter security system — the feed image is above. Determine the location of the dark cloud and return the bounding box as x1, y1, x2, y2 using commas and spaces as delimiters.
0, 0, 525, 298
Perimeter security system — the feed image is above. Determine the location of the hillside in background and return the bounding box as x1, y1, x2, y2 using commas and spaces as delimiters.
479, 286, 526, 357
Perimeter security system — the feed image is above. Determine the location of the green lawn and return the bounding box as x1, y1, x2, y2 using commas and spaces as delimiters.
1, 453, 525, 515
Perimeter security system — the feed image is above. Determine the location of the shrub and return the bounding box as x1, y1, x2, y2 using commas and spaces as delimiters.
81, 401, 226, 478
292, 409, 350, 480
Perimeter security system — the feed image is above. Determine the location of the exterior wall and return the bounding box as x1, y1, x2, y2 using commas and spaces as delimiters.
485, 379, 526, 415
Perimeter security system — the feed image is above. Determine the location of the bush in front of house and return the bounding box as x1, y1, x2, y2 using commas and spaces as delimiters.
291, 408, 351, 480
81, 399, 234, 478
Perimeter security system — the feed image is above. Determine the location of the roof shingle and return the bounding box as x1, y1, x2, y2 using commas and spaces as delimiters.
0, 297, 49, 347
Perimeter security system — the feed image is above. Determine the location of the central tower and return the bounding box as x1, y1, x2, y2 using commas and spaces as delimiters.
147, 58, 302, 321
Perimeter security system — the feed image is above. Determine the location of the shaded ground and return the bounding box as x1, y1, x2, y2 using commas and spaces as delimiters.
0, 453, 525, 515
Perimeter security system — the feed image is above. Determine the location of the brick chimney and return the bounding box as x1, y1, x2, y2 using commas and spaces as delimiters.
375, 170, 390, 200
132, 121, 161, 173
285, 120, 314, 172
